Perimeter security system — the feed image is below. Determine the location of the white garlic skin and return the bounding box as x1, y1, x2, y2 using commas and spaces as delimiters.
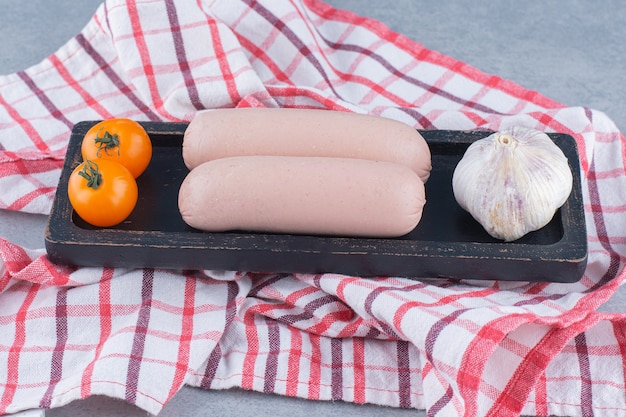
452, 127, 573, 242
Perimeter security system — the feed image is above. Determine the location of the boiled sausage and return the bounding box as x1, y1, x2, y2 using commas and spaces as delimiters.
182, 108, 431, 182
178, 156, 426, 237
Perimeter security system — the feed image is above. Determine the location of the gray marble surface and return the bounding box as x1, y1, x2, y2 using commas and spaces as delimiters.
2, 1, 626, 416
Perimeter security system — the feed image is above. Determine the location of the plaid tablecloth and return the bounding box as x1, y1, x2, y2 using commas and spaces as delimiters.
1, 1, 626, 416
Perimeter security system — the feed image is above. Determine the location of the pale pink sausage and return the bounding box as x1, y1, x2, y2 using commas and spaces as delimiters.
178, 156, 425, 237
182, 108, 431, 182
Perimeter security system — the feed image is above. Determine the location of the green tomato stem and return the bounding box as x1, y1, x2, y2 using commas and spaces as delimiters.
94, 128, 120, 157
78, 159, 103, 190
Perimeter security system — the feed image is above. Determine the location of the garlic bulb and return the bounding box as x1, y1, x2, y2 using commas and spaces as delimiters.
452, 127, 573, 241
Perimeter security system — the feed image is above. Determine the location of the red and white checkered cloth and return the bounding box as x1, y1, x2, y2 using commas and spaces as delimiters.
1, 1, 625, 416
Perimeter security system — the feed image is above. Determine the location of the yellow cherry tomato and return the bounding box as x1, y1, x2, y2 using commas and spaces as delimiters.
68, 159, 138, 227
81, 118, 152, 178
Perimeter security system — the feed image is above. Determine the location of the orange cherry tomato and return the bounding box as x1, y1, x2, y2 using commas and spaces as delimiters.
81, 118, 152, 178
68, 159, 138, 227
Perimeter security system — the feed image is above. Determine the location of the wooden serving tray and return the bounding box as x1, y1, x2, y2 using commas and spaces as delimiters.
45, 121, 587, 282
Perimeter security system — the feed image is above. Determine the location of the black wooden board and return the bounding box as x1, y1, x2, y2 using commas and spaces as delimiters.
45, 121, 588, 282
